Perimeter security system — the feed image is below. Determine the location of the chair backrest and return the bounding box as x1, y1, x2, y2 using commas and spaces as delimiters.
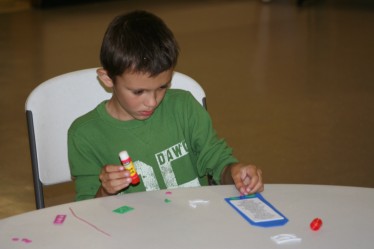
25, 68, 206, 209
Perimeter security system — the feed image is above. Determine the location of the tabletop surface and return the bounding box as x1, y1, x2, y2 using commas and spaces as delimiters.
1, 184, 374, 249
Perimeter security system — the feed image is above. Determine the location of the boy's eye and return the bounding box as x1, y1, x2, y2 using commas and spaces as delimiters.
160, 83, 170, 90
133, 90, 144, 95
132, 83, 169, 95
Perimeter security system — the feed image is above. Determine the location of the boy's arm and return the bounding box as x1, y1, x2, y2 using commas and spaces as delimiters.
95, 186, 108, 198
221, 163, 264, 195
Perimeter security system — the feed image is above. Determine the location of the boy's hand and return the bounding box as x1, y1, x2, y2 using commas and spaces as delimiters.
96, 165, 132, 197
223, 163, 264, 195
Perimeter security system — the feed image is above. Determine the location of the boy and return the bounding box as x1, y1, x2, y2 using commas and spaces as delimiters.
68, 10, 263, 201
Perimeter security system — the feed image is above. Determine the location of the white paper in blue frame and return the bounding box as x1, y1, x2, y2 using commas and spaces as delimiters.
225, 193, 288, 227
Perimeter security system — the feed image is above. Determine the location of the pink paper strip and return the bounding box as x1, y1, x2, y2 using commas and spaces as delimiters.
69, 207, 111, 237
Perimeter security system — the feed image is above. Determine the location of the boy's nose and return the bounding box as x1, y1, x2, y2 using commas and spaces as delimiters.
144, 92, 157, 108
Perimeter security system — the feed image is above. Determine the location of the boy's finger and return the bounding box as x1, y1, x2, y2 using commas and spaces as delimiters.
104, 165, 125, 172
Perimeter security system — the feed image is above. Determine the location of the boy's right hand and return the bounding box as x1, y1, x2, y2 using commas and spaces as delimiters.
96, 165, 132, 197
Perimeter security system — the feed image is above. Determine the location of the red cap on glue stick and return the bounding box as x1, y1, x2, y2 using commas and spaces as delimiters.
119, 151, 140, 185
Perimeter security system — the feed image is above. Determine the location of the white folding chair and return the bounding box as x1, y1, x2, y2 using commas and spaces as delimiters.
25, 68, 206, 209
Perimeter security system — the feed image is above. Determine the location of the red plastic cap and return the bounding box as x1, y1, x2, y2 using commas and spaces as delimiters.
310, 218, 323, 231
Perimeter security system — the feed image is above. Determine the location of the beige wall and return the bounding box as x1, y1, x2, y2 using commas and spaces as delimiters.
0, 0, 373, 218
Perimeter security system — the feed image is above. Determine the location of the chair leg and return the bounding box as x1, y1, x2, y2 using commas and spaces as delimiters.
26, 111, 45, 209
34, 179, 45, 209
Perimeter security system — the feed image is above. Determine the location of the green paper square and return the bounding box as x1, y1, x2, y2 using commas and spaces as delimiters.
113, 205, 134, 214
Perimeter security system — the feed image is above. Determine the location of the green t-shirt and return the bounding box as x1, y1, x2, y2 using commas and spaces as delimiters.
68, 89, 238, 201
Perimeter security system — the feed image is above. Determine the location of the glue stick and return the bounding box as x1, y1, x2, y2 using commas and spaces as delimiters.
119, 151, 140, 185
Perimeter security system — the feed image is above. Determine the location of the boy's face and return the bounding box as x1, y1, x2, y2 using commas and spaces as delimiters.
98, 69, 173, 121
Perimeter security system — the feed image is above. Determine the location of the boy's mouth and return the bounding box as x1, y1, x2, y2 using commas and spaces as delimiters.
140, 110, 154, 117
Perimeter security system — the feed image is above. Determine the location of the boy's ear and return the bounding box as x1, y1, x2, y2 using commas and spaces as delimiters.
97, 68, 114, 88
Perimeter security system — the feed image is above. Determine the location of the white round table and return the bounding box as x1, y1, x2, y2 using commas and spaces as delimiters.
1, 184, 373, 249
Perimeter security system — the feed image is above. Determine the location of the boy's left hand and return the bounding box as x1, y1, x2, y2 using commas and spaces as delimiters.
229, 163, 264, 195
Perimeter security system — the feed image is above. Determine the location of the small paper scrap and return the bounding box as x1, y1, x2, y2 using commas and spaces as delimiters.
12, 238, 32, 244
21, 238, 32, 244
189, 199, 210, 208
271, 234, 302, 244
54, 214, 67, 224
113, 205, 134, 214
164, 198, 172, 203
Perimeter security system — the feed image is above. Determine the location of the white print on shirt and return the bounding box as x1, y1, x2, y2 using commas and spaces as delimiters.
132, 141, 201, 191
155, 141, 189, 188
133, 161, 160, 191
155, 141, 189, 165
